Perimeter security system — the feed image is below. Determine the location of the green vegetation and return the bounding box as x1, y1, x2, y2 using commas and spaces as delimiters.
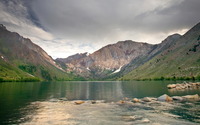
18, 65, 36, 74
122, 76, 199, 81
0, 60, 84, 82
40, 66, 52, 81
0, 25, 84, 82
120, 32, 200, 81
0, 60, 40, 82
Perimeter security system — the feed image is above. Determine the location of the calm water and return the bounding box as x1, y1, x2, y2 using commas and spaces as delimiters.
0, 81, 200, 124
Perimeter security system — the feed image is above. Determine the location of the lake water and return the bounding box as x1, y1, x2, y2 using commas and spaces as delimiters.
0, 81, 200, 124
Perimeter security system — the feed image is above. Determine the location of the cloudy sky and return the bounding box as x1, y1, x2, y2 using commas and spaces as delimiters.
0, 0, 200, 58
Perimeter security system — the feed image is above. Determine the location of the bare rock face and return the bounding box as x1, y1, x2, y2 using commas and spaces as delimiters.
90, 41, 154, 69
0, 25, 59, 68
57, 40, 154, 78
56, 53, 88, 64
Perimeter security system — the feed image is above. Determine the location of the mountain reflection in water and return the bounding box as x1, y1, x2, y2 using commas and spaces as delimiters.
0, 81, 200, 124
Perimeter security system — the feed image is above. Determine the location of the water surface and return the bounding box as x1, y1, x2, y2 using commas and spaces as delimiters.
0, 81, 199, 124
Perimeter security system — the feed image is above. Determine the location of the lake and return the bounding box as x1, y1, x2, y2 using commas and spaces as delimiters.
0, 81, 200, 124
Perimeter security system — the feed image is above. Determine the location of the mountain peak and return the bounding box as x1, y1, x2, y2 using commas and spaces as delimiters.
117, 40, 134, 43
0, 24, 7, 30
183, 22, 200, 37
161, 33, 181, 44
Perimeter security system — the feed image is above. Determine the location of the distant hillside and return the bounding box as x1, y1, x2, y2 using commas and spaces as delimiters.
106, 33, 181, 80
120, 22, 200, 80
56, 40, 154, 79
0, 24, 80, 81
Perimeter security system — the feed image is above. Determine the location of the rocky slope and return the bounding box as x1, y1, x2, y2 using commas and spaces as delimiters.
110, 33, 182, 79
121, 22, 200, 80
0, 24, 78, 81
56, 40, 156, 79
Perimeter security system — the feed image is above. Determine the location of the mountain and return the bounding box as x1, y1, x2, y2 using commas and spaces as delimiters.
0, 24, 79, 81
56, 34, 183, 80
56, 52, 88, 70
121, 22, 200, 80
57, 22, 200, 80
111, 33, 181, 79
56, 40, 155, 79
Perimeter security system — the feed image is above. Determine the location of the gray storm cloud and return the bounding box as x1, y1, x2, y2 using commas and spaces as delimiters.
31, 0, 200, 39
0, 0, 200, 58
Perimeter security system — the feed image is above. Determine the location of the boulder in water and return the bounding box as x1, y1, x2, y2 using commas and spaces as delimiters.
132, 98, 140, 103
157, 94, 173, 102
167, 84, 176, 89
74, 101, 85, 105
118, 100, 125, 104
141, 97, 152, 102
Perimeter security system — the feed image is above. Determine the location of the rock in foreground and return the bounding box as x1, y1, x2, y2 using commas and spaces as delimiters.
157, 94, 173, 102
74, 101, 85, 105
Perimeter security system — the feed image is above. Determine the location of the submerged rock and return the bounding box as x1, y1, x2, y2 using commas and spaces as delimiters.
142, 97, 152, 102
117, 100, 126, 104
172, 96, 184, 101
49, 98, 59, 102
142, 118, 150, 123
74, 101, 85, 105
182, 94, 200, 101
123, 97, 129, 101
132, 98, 140, 103
59, 98, 68, 101
157, 94, 173, 102
122, 115, 143, 121
91, 100, 96, 104
167, 84, 176, 89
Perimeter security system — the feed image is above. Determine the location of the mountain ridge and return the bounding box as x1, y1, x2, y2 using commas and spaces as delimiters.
120, 22, 200, 80
1, 21, 200, 81
56, 40, 157, 79
56, 21, 200, 80
0, 24, 80, 81
56, 33, 184, 80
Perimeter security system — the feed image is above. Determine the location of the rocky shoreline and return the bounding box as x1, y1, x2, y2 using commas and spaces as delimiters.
30, 97, 200, 125
118, 94, 200, 104
167, 81, 200, 90
43, 94, 200, 124
56, 94, 200, 105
